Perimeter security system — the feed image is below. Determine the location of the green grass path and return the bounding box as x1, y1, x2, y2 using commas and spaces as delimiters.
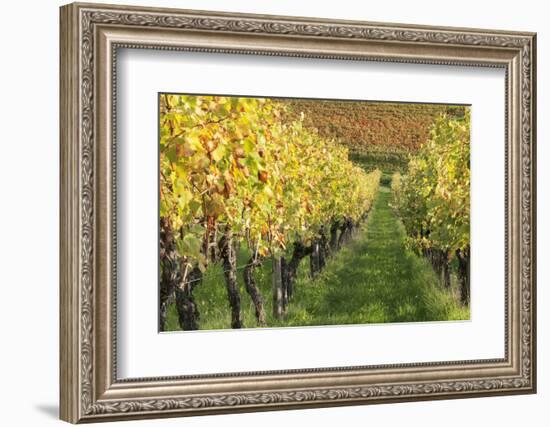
291, 185, 469, 326
166, 184, 468, 331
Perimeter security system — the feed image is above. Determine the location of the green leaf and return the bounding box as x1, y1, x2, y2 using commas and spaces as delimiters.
211, 144, 226, 162
177, 234, 202, 258
165, 146, 177, 163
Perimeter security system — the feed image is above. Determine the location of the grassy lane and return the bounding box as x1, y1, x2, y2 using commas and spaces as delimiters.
290, 185, 470, 326
166, 184, 469, 331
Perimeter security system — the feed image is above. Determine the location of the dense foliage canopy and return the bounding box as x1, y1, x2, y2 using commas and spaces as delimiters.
391, 111, 470, 256
160, 95, 380, 274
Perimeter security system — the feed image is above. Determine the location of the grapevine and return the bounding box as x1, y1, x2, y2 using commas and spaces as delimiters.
159, 95, 381, 329
391, 111, 470, 304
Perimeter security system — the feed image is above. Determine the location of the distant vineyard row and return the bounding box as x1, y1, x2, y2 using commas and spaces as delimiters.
282, 99, 467, 160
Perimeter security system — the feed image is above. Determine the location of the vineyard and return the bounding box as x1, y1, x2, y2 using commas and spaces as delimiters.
159, 94, 470, 331
283, 99, 465, 172
391, 111, 471, 304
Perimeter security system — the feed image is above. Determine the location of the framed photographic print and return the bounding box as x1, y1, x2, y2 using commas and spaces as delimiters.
59, 2, 537, 423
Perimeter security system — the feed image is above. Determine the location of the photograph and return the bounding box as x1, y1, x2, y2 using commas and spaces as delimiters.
159, 94, 471, 331
56, 2, 536, 422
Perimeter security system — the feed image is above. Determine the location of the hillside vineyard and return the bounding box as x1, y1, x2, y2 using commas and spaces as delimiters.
159, 94, 470, 331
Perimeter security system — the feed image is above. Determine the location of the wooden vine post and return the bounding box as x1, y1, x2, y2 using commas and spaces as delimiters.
272, 256, 284, 319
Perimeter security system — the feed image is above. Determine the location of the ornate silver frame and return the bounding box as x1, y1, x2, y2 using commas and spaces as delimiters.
60, 2, 536, 423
